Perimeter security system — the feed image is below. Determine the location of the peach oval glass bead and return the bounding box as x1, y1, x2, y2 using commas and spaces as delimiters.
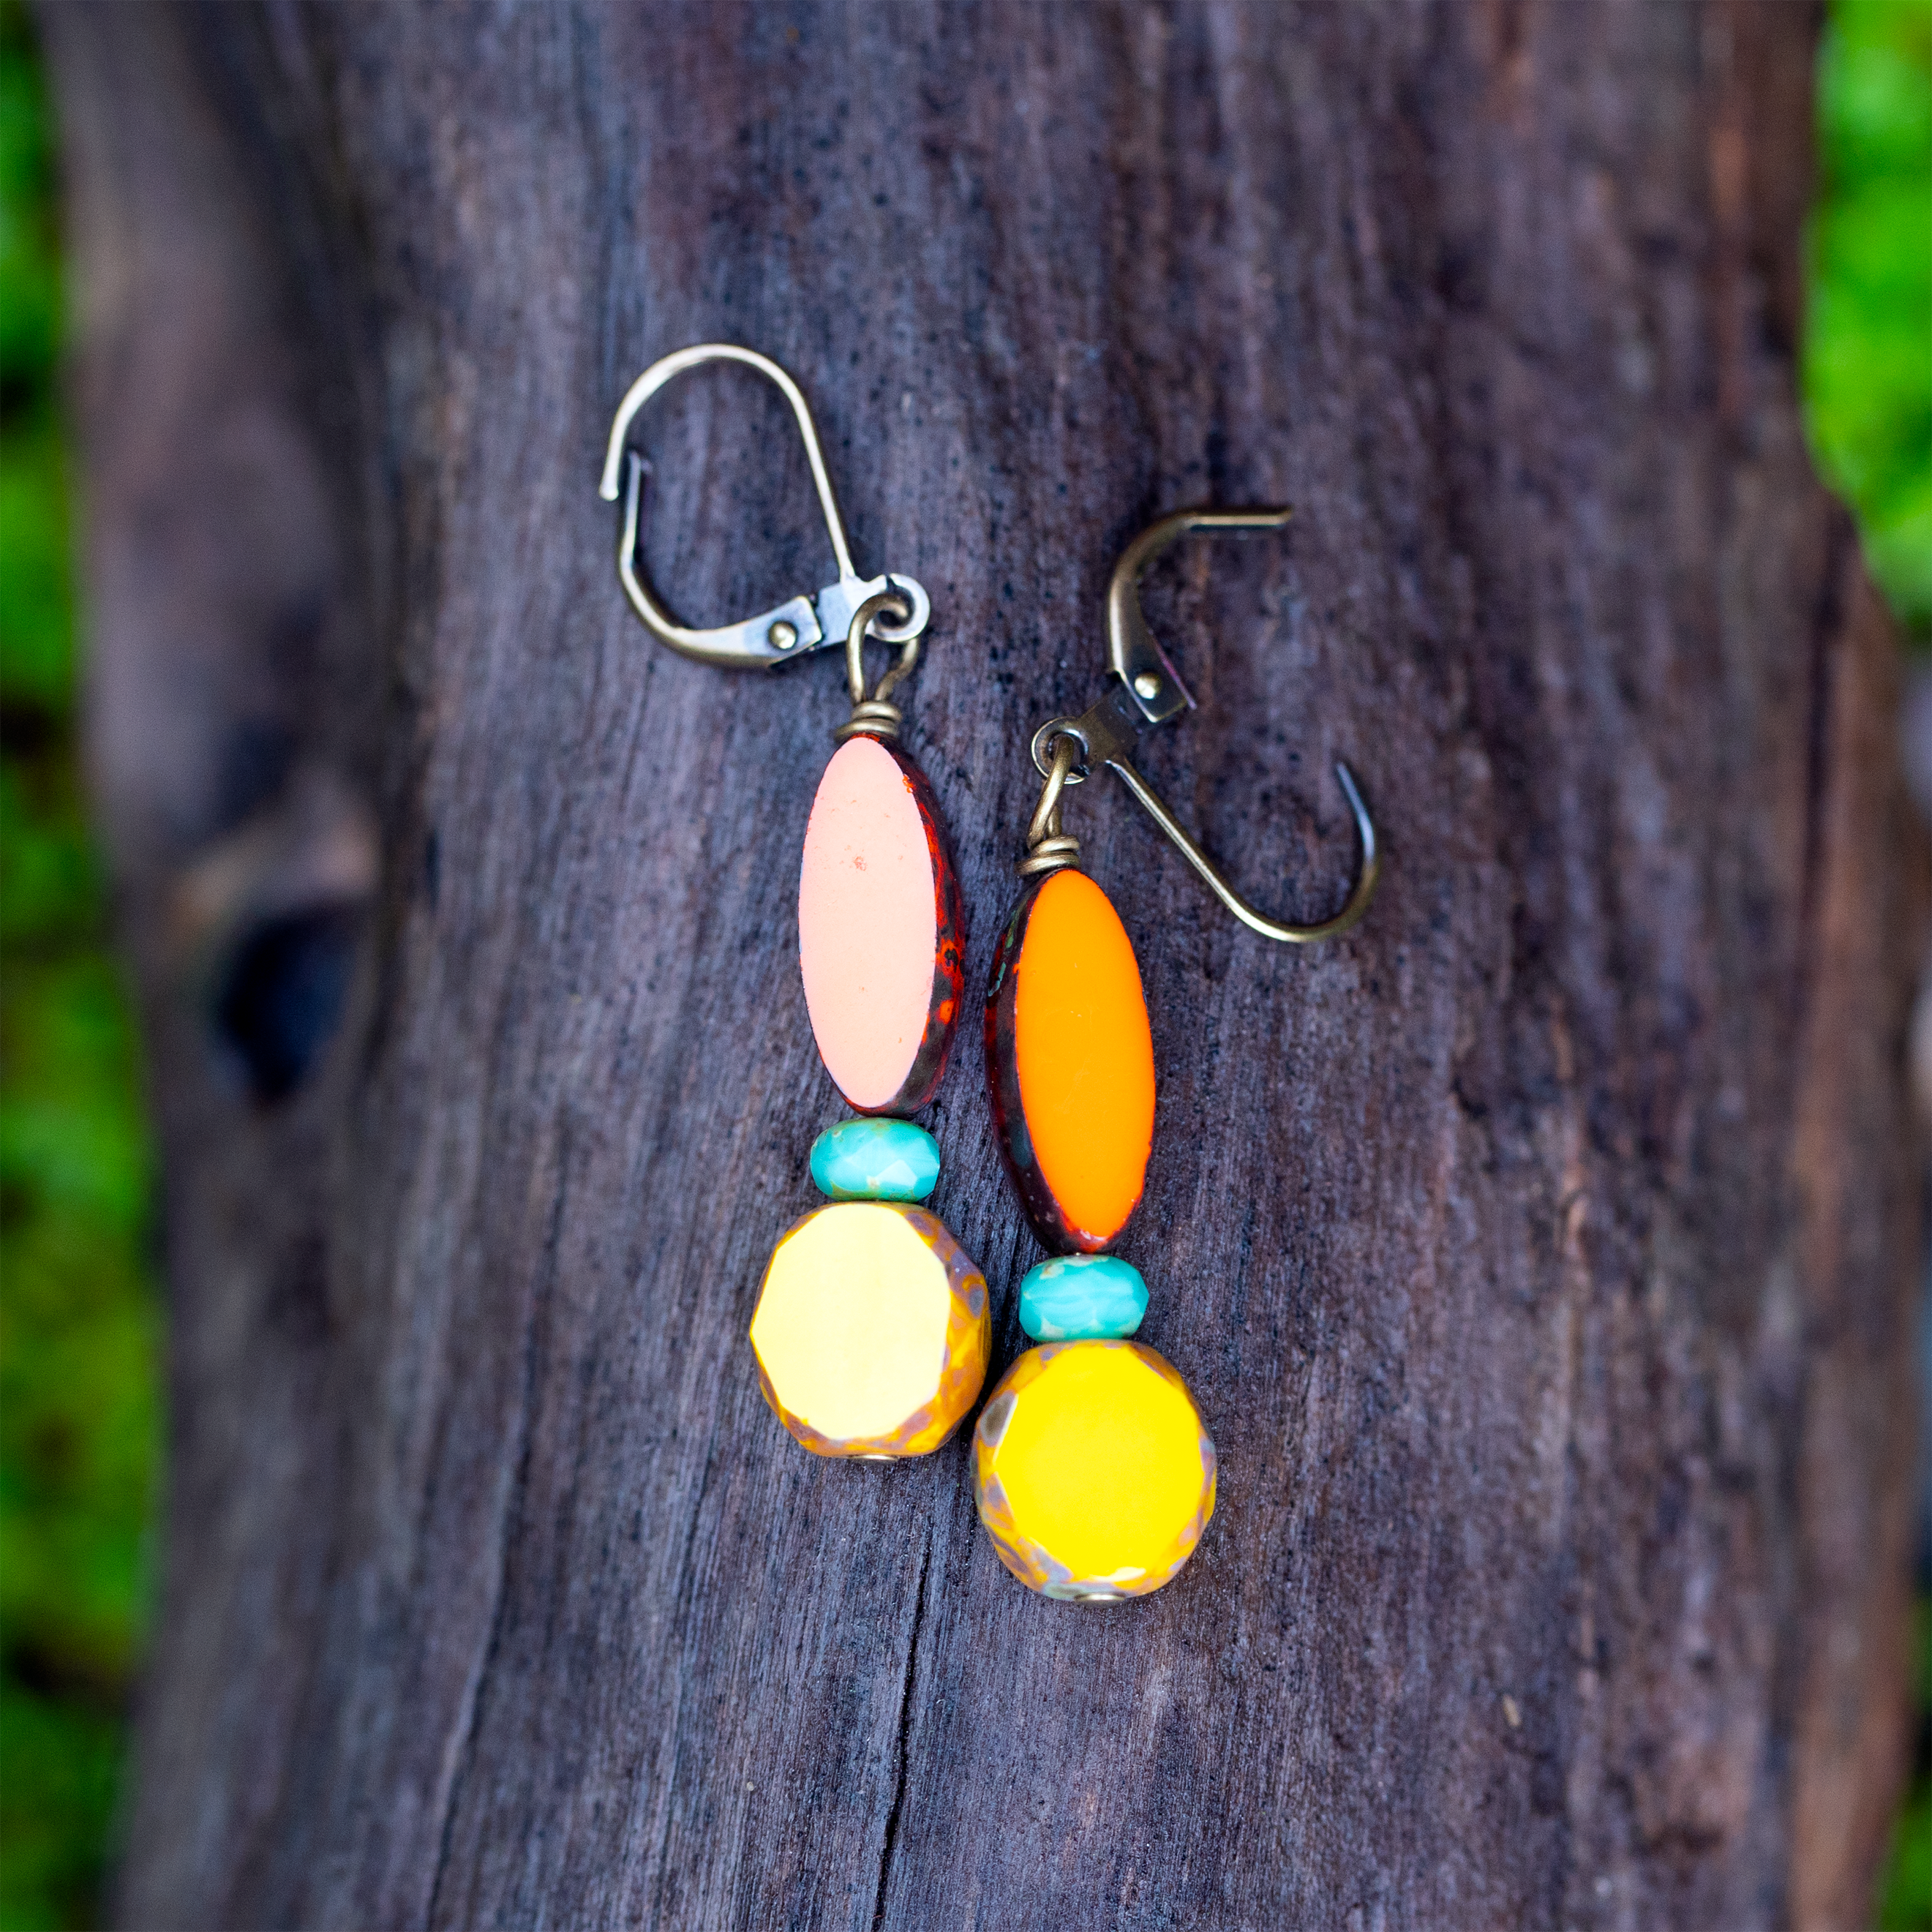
985, 868, 1156, 1252
973, 1339, 1217, 1601
750, 1202, 989, 1458
798, 735, 964, 1113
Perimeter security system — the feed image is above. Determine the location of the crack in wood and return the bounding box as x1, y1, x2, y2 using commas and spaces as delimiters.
871, 1534, 933, 1932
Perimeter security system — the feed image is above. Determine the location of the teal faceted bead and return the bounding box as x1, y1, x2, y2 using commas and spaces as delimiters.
809, 1119, 941, 1202
1018, 1254, 1149, 1342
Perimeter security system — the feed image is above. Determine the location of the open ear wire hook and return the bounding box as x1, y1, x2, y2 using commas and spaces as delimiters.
1025, 508, 1380, 943
599, 343, 930, 669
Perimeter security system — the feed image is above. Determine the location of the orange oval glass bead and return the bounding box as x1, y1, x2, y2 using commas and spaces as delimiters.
985, 868, 1155, 1252
799, 735, 964, 1113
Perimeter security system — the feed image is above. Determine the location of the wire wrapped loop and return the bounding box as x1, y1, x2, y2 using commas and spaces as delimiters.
832, 699, 905, 743
1018, 733, 1085, 877
835, 587, 917, 741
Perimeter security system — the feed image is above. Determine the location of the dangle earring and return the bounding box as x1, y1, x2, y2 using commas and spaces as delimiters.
972, 510, 1379, 1601
601, 346, 987, 1462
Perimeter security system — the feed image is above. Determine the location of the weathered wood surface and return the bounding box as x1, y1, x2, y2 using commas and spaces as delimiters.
42, 4, 1921, 1926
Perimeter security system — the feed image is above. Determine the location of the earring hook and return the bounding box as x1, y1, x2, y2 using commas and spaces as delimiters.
599, 343, 930, 669
1023, 506, 1380, 943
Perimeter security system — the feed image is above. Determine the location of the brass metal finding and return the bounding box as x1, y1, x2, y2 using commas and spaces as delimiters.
1016, 508, 1380, 941
1018, 735, 1083, 877
600, 343, 930, 670
1107, 508, 1292, 725
834, 590, 918, 743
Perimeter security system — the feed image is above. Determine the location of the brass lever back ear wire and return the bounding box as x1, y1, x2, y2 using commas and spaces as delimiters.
1022, 508, 1379, 941
599, 342, 931, 672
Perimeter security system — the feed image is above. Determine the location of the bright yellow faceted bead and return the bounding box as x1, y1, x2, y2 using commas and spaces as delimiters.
973, 1339, 1216, 1601
751, 1202, 990, 1458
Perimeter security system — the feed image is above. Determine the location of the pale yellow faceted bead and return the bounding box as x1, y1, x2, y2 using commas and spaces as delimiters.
751, 1202, 990, 1458
974, 1339, 1216, 1601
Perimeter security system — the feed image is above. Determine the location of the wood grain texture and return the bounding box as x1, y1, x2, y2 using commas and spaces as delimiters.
40, 2, 1921, 1926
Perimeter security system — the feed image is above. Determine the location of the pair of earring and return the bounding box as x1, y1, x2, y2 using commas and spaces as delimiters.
600, 346, 1377, 1604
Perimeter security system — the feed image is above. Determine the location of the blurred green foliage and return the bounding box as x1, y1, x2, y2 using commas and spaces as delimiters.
1886, 1601, 1932, 1928
1846, 7, 1932, 1914
0, 1, 1923, 1928
0, 4, 161, 1928
1807, 0, 1932, 641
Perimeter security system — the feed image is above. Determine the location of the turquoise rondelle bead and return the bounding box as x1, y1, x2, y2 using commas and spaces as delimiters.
1018, 1254, 1149, 1342
809, 1119, 941, 1202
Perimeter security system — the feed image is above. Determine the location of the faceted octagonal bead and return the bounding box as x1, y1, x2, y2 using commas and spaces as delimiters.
751, 1202, 988, 1458
974, 1339, 1215, 1601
